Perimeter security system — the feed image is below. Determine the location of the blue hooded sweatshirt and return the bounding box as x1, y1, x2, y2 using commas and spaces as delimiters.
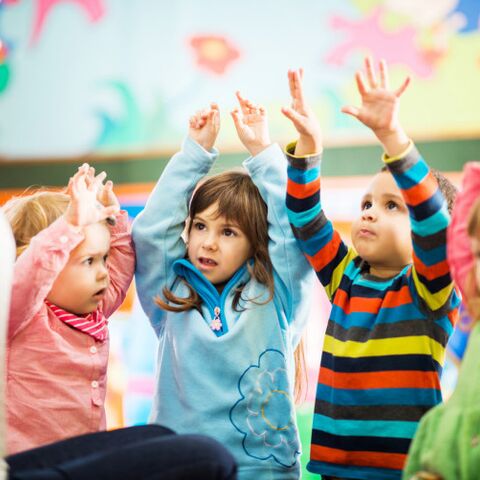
132, 137, 314, 479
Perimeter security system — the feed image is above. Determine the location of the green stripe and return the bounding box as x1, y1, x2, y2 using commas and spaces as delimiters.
1, 137, 478, 189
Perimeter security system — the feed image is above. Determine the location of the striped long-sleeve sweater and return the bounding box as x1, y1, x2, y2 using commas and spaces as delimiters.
286, 142, 460, 480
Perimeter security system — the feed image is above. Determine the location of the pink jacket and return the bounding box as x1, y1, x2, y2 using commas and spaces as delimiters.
7, 212, 134, 454
447, 162, 480, 298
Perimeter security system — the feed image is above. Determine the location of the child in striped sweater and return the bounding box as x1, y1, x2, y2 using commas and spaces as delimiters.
282, 58, 460, 480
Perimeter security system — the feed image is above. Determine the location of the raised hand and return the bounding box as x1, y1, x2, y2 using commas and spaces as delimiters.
84, 166, 120, 210
64, 164, 120, 227
341, 57, 410, 156
231, 91, 271, 157
281, 68, 323, 156
188, 103, 220, 152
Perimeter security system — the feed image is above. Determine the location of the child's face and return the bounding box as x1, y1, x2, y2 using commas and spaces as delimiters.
351, 171, 412, 277
187, 202, 253, 290
47, 222, 111, 315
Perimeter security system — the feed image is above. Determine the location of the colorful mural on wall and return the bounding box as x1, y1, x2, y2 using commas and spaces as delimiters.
0, 0, 479, 157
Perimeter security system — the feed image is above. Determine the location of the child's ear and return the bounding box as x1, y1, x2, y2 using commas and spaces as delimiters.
181, 220, 190, 244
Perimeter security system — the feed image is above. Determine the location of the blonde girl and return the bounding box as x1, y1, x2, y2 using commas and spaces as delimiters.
3, 166, 134, 454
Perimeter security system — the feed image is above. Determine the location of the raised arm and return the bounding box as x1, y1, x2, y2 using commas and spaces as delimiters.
343, 57, 457, 313
447, 162, 480, 298
282, 69, 355, 299
79, 167, 135, 318
132, 104, 219, 325
9, 165, 119, 337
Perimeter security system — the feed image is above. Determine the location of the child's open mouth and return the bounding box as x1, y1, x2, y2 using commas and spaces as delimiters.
199, 257, 218, 268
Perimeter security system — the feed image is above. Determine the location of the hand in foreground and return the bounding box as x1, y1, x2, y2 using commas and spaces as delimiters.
65, 164, 119, 227
341, 57, 410, 157
188, 103, 220, 152
231, 91, 271, 157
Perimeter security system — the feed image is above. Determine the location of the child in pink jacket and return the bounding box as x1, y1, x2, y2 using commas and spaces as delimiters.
3, 164, 134, 454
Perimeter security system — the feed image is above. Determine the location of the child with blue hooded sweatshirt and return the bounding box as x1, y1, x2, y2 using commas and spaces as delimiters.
132, 94, 314, 480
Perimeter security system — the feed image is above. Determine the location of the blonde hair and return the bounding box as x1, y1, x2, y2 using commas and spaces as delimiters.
156, 170, 307, 401
465, 197, 480, 321
2, 190, 70, 258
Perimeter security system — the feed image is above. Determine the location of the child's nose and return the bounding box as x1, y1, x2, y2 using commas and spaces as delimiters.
362, 207, 377, 221
202, 234, 218, 250
97, 263, 109, 279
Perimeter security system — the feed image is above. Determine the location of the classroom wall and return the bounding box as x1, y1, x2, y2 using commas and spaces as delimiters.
0, 0, 479, 166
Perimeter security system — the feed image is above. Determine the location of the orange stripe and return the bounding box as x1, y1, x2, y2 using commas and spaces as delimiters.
307, 230, 342, 272
404, 173, 438, 207
333, 285, 413, 314
383, 285, 413, 308
333, 289, 380, 314
319, 367, 440, 390
0, 182, 156, 206
311, 444, 406, 470
287, 178, 320, 199
448, 305, 459, 328
413, 253, 450, 281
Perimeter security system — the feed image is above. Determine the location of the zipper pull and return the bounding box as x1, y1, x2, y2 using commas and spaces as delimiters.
210, 306, 222, 331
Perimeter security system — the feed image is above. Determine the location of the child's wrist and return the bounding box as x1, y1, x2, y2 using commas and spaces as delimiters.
248, 142, 271, 157
63, 213, 83, 233
375, 128, 410, 158
294, 135, 323, 156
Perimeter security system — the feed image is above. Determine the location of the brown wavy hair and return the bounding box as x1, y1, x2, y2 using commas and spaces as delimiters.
155, 169, 307, 401
3, 189, 70, 258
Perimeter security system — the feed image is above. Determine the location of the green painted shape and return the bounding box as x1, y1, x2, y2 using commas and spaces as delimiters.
0, 63, 10, 93
1, 138, 479, 189
296, 405, 318, 479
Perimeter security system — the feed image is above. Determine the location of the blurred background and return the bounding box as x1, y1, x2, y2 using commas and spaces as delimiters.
1, 0, 479, 477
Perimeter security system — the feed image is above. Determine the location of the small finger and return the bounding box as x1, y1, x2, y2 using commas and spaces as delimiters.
355, 71, 368, 96
281, 106, 303, 124
96, 171, 107, 183
395, 76, 411, 97
235, 91, 250, 115
364, 56, 378, 89
379, 59, 389, 90
341, 105, 360, 118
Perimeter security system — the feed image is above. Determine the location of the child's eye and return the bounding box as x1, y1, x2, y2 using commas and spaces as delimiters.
361, 201, 372, 210
223, 228, 236, 237
84, 257, 94, 265
193, 222, 205, 230
386, 201, 398, 210
103, 254, 109, 263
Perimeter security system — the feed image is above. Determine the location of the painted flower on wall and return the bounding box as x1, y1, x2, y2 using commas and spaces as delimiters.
189, 35, 240, 75
230, 349, 300, 468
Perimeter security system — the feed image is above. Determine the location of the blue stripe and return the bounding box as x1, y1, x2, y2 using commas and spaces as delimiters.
410, 206, 449, 236
313, 413, 418, 439
297, 221, 334, 256
330, 303, 424, 329
287, 165, 320, 184
408, 189, 445, 221
413, 242, 446, 266
316, 384, 442, 406
391, 159, 428, 190
287, 205, 321, 228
